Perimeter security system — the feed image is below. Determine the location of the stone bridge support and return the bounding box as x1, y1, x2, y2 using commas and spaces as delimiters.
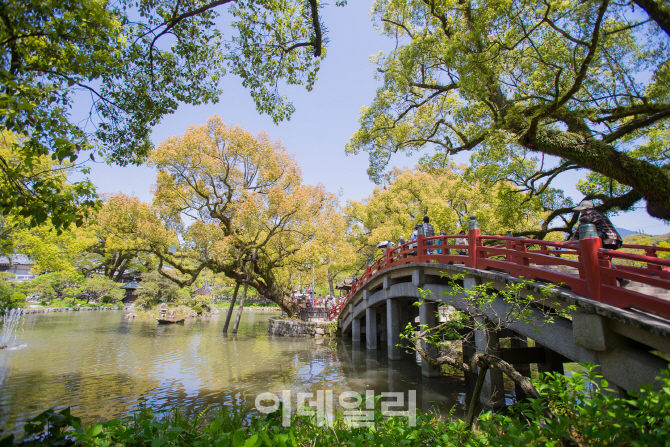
414, 269, 441, 377
387, 298, 402, 359
351, 303, 361, 344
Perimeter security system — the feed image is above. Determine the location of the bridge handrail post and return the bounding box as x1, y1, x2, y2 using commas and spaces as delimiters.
468, 215, 481, 269
417, 233, 425, 263
579, 221, 603, 302
505, 231, 515, 262
644, 247, 663, 271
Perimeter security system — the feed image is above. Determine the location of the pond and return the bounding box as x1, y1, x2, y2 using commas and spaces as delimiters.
0, 310, 470, 433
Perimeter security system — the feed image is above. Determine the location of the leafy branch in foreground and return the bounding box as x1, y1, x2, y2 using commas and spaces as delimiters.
0, 0, 335, 228
403, 274, 576, 430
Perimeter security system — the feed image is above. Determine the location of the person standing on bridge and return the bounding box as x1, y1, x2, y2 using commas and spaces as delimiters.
565, 200, 623, 250
423, 216, 435, 256
564, 200, 627, 286
409, 225, 420, 256
436, 231, 446, 254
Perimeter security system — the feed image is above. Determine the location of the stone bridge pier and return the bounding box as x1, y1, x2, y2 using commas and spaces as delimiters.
340, 263, 670, 408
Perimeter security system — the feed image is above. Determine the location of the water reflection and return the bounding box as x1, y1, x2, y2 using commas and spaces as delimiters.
0, 311, 468, 432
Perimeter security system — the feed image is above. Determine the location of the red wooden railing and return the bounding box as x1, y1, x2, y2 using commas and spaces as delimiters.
330, 226, 670, 320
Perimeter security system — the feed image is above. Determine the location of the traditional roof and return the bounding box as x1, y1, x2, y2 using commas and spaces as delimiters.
195, 285, 212, 295
120, 279, 144, 290
0, 254, 34, 266
335, 277, 357, 290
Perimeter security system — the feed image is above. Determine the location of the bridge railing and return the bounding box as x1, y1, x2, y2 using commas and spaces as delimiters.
331, 222, 670, 320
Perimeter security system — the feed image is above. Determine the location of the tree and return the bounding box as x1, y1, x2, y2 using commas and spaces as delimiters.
0, 0, 336, 229
347, 0, 670, 224
27, 271, 86, 302
82, 274, 124, 303
115, 116, 348, 316
12, 221, 97, 275
136, 270, 190, 304
77, 194, 157, 281
346, 166, 549, 259
0, 131, 96, 229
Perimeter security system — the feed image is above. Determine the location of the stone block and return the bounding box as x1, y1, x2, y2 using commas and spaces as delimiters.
412, 269, 425, 288
573, 312, 617, 351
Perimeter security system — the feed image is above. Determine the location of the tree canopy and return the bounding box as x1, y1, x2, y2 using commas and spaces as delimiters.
107, 116, 352, 315
0, 0, 334, 229
347, 0, 670, 223
346, 165, 549, 260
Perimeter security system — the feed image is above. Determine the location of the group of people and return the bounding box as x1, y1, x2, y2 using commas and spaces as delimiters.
304, 294, 342, 309
393, 202, 625, 262
396, 216, 468, 256
393, 202, 628, 287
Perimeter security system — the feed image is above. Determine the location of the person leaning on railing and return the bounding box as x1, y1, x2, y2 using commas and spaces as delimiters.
563, 200, 628, 287
409, 225, 419, 256
436, 231, 447, 254
455, 231, 467, 255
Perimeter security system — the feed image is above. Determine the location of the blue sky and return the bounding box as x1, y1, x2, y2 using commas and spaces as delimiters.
76, 1, 670, 236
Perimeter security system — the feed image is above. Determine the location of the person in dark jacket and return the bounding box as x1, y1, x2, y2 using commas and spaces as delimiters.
565, 200, 627, 286
565, 200, 623, 249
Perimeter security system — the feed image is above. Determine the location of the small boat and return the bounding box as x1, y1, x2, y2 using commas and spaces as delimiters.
157, 316, 185, 324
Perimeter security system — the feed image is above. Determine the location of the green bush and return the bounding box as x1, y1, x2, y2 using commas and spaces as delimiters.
479, 364, 670, 446
10, 292, 26, 307
189, 297, 212, 313
133, 297, 151, 311
0, 286, 26, 309
192, 304, 203, 315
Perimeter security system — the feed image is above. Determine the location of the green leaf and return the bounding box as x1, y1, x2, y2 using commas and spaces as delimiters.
89, 423, 103, 437
244, 434, 261, 447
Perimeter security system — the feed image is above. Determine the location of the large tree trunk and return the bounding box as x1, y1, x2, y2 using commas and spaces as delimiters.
252, 280, 299, 316
516, 123, 670, 220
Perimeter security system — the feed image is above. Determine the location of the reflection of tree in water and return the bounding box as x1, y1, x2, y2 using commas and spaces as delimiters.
1, 312, 475, 432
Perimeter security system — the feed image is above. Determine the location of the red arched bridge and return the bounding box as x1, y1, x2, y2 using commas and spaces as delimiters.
327, 216, 670, 407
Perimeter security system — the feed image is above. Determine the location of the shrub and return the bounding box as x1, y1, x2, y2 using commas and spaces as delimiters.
192, 304, 203, 315
10, 292, 26, 307
0, 288, 26, 309
133, 297, 151, 311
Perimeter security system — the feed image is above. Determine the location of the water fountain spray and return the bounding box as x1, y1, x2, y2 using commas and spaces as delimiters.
1, 308, 24, 349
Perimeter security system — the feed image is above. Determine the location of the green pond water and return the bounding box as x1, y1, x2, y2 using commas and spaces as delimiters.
0, 311, 469, 433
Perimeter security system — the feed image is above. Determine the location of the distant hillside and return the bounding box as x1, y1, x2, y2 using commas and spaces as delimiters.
618, 228, 635, 238
623, 232, 670, 245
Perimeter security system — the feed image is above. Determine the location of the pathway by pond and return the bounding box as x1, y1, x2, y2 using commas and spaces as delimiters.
0, 311, 469, 433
